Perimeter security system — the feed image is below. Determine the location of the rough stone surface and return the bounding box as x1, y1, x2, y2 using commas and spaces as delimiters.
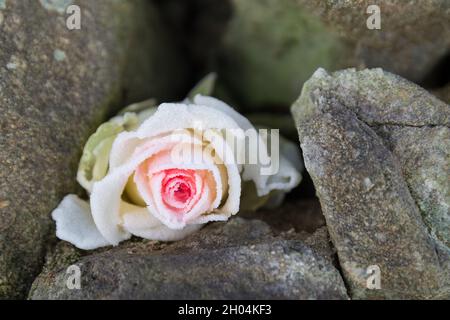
292, 68, 450, 299
376, 126, 450, 248
188, 0, 449, 110
29, 218, 348, 300
216, 0, 350, 110
0, 0, 188, 299
299, 0, 450, 84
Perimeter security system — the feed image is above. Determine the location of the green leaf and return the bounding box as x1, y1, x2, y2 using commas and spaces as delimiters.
118, 98, 158, 115
239, 181, 272, 212
77, 113, 140, 192
187, 73, 217, 101
77, 98, 159, 193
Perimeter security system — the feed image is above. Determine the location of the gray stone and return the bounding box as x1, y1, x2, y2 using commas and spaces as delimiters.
292, 68, 450, 299
376, 126, 450, 248
193, 0, 449, 110
29, 218, 348, 300
298, 0, 450, 84
0, 0, 188, 298
216, 0, 351, 110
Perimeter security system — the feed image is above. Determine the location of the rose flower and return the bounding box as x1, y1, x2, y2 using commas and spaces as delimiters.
52, 95, 301, 249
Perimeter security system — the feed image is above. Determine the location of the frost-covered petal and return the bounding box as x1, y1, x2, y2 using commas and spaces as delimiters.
147, 171, 213, 229
109, 103, 243, 169
77, 101, 157, 194
52, 195, 112, 250
117, 99, 157, 119
144, 145, 225, 209
77, 113, 139, 193
193, 95, 274, 195
195, 95, 302, 195
109, 106, 242, 223
91, 139, 176, 244
265, 134, 302, 192
122, 203, 202, 241
199, 129, 241, 217
91, 132, 205, 244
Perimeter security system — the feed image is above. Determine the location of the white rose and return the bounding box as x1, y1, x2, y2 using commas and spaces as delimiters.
52, 95, 301, 250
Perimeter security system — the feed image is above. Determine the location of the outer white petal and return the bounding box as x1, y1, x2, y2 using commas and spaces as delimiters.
193, 95, 271, 194
265, 135, 302, 191
52, 195, 112, 250
90, 135, 191, 245
91, 132, 214, 245
199, 129, 241, 216
121, 201, 202, 241
109, 103, 242, 169
194, 95, 302, 195
108, 104, 243, 224
193, 95, 254, 131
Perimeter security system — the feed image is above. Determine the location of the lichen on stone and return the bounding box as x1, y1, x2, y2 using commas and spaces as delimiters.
39, 0, 73, 14
53, 49, 66, 62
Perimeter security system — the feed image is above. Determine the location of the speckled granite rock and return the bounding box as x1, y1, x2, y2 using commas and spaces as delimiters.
0, 0, 188, 299
292, 68, 450, 299
29, 218, 348, 300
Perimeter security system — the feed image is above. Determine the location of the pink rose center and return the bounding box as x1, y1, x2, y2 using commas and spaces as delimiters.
161, 169, 197, 211
173, 183, 191, 202
132, 152, 216, 224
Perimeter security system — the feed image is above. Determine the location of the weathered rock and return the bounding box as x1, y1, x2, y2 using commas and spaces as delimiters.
0, 0, 188, 299
299, 0, 450, 84
216, 0, 350, 110
376, 126, 450, 248
29, 218, 348, 300
209, 0, 450, 110
292, 68, 450, 299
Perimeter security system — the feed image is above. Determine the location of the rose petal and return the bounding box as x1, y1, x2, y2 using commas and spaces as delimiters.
194, 95, 302, 195
109, 103, 243, 169
147, 171, 213, 229
122, 203, 203, 241
52, 195, 112, 250
107, 105, 243, 225
144, 145, 224, 209
131, 138, 227, 227
197, 129, 241, 218
91, 135, 191, 244
265, 135, 302, 191
120, 200, 202, 240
